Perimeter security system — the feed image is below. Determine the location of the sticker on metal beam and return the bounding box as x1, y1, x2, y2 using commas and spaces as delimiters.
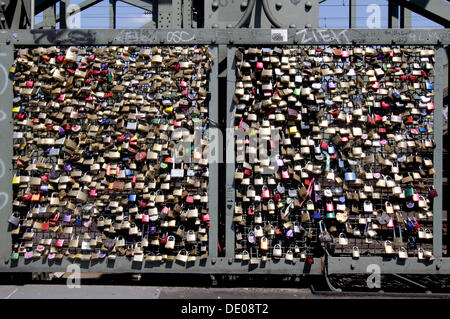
271, 29, 288, 42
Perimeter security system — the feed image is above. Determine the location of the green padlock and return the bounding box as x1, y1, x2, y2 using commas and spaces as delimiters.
293, 88, 301, 96
10, 251, 19, 260
326, 212, 336, 219
405, 188, 414, 197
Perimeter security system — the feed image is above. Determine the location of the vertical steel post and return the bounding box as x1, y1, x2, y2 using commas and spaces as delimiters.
59, 0, 67, 29
182, 0, 192, 28
400, 6, 411, 29
208, 45, 219, 259
349, 0, 357, 29
433, 47, 444, 258
0, 41, 14, 265
388, 2, 399, 28
30, 0, 35, 29
42, 5, 56, 29
225, 45, 236, 260
109, 0, 116, 29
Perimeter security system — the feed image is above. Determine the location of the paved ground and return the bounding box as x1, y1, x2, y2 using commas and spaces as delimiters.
0, 273, 449, 299
0, 285, 449, 299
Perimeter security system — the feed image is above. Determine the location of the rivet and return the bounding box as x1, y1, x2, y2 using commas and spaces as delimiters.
241, 1, 248, 9
305, 1, 312, 9
289, 24, 296, 28
228, 258, 233, 264
305, 23, 312, 28
212, 24, 219, 28
212, 1, 219, 9
212, 257, 217, 264
275, 2, 282, 9
226, 24, 233, 28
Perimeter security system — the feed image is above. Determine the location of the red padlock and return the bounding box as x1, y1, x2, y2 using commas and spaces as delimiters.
428, 187, 438, 198
41, 222, 50, 231
202, 213, 210, 222
247, 207, 255, 216
274, 192, 282, 202
135, 151, 146, 162
138, 200, 147, 208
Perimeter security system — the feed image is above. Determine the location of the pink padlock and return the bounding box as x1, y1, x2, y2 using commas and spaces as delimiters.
412, 193, 420, 202
89, 189, 97, 197
326, 201, 334, 212
281, 169, 290, 179
387, 218, 394, 228
262, 186, 270, 199
186, 195, 194, 204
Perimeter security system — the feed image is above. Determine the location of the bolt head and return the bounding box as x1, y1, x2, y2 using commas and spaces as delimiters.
275, 2, 282, 9
305, 1, 313, 9
212, 1, 219, 9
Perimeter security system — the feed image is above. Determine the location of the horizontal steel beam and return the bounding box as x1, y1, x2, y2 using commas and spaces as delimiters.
2, 28, 449, 45
0, 257, 323, 274
327, 257, 450, 275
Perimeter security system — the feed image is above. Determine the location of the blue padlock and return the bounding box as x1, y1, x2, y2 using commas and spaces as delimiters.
75, 217, 82, 227
425, 81, 433, 90
149, 226, 157, 233
419, 127, 427, 133
129, 194, 136, 202
328, 144, 335, 155
125, 169, 133, 176
313, 211, 322, 220
407, 220, 415, 230
344, 171, 356, 181
338, 195, 346, 204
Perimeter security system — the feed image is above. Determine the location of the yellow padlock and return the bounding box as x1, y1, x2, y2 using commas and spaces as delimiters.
12, 176, 20, 184
165, 106, 173, 113
289, 126, 298, 135
12, 106, 20, 113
